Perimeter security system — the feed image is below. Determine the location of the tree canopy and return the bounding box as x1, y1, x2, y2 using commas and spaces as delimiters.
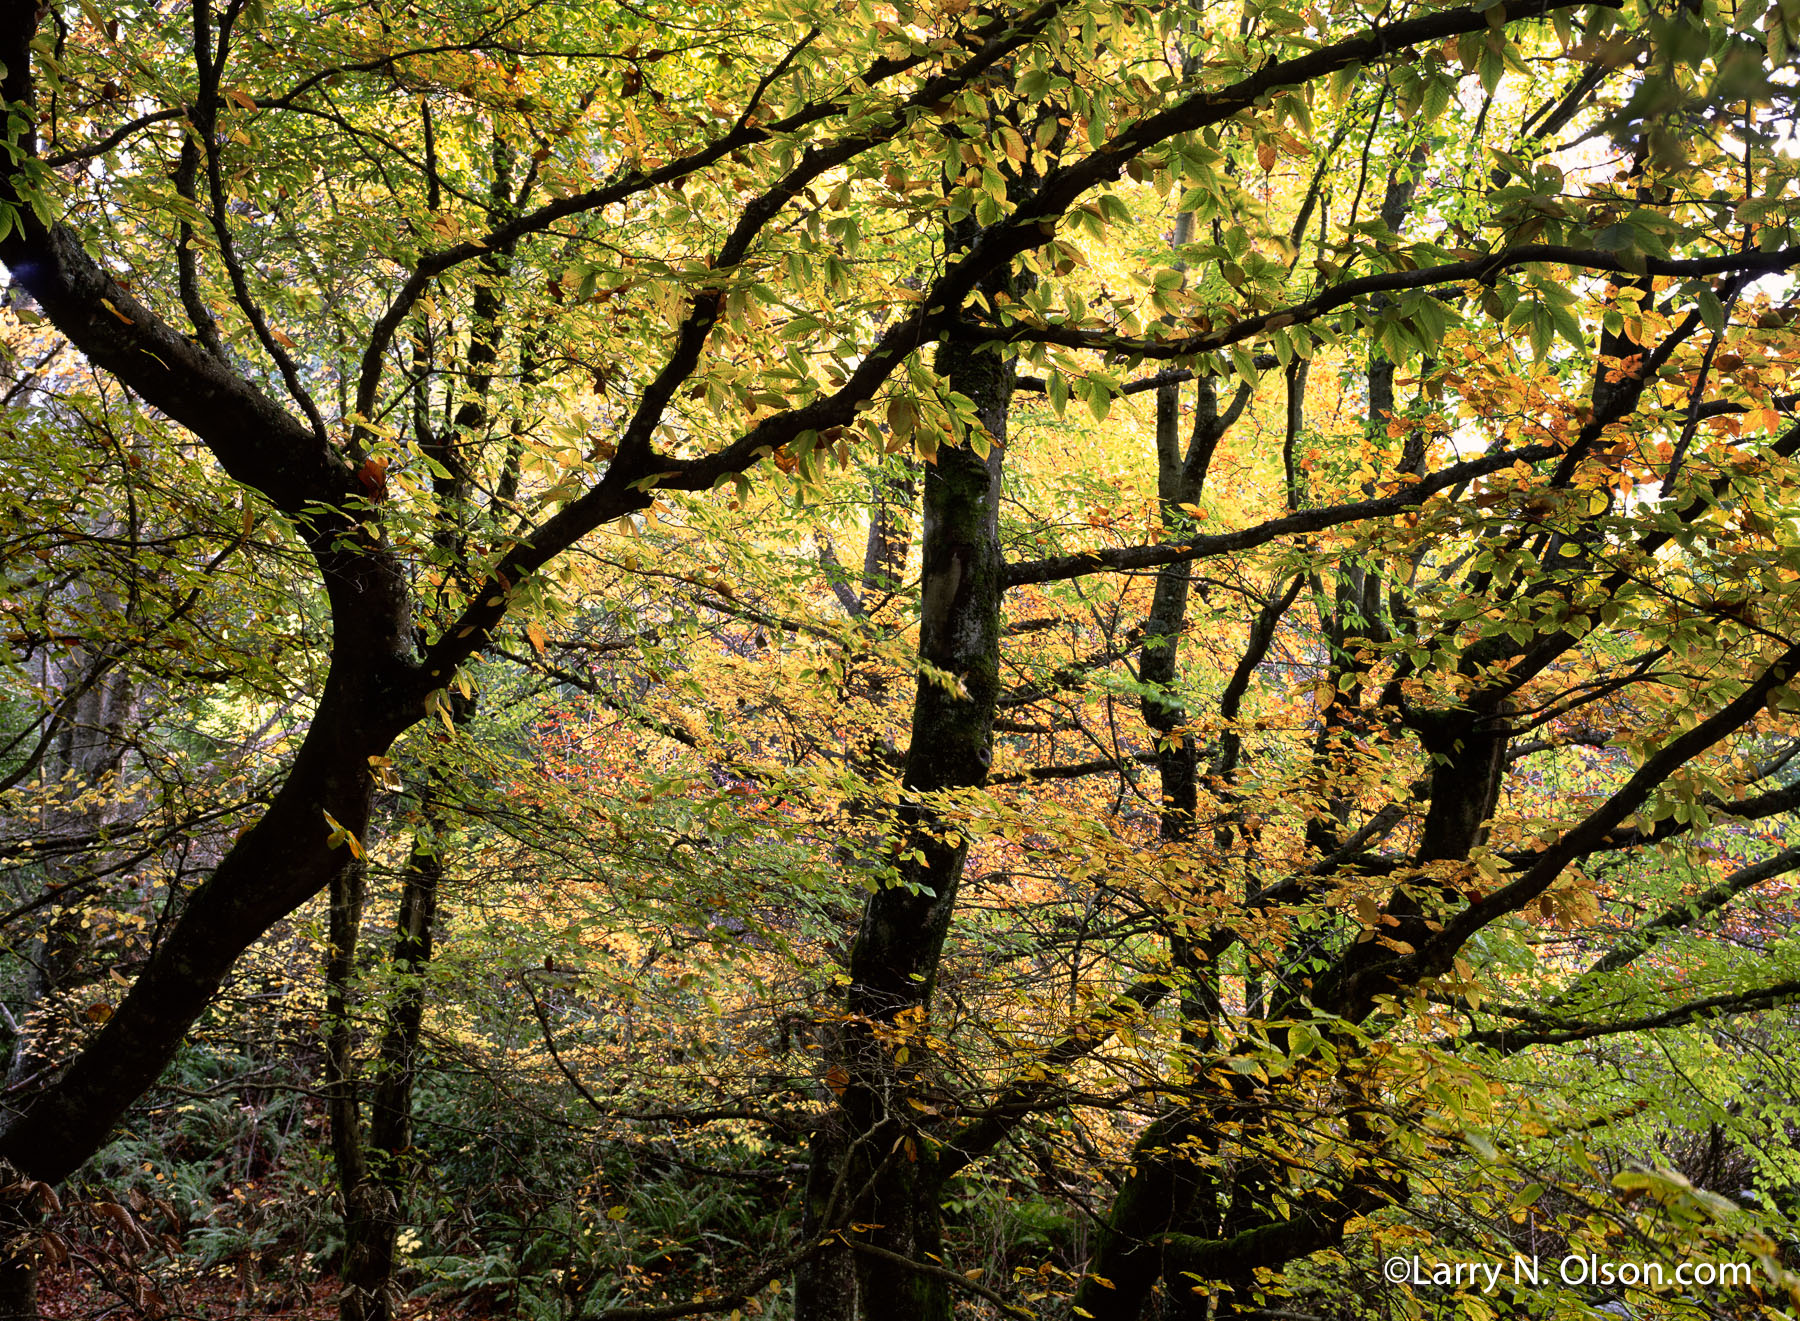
6, 0, 1800, 1317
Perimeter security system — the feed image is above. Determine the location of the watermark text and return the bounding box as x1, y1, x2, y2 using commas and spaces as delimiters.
1382, 1253, 1755, 1293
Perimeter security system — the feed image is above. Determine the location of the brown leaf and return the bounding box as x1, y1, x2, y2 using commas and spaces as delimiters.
355, 456, 389, 501
37, 1232, 67, 1268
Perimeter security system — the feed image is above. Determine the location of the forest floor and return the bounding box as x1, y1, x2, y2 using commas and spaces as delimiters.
39, 1264, 472, 1319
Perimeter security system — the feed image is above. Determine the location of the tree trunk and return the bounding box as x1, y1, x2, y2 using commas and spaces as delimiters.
336, 823, 444, 1321
860, 456, 920, 602
1079, 181, 1258, 1317
796, 295, 1012, 1321
324, 852, 383, 1321
1079, 135, 1439, 1321
1070, 1114, 1215, 1321
0, 1182, 37, 1321
6, 641, 136, 1090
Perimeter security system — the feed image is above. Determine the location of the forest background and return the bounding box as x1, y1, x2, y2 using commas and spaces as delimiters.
5, 0, 1800, 1318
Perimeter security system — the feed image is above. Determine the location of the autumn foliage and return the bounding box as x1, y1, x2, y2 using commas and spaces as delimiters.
5, 0, 1800, 1318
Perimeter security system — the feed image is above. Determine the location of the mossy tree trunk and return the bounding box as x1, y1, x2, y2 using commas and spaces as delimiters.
797, 276, 1014, 1321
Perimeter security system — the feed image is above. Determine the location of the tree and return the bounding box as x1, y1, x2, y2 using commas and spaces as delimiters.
8, 0, 1800, 1317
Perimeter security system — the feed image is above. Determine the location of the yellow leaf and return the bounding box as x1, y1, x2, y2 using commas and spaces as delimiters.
321, 810, 366, 860
886, 397, 916, 440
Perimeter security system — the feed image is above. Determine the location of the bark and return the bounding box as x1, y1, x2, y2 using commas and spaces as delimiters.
843, 427, 1005, 1019
1141, 372, 1244, 1027
797, 1115, 862, 1321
